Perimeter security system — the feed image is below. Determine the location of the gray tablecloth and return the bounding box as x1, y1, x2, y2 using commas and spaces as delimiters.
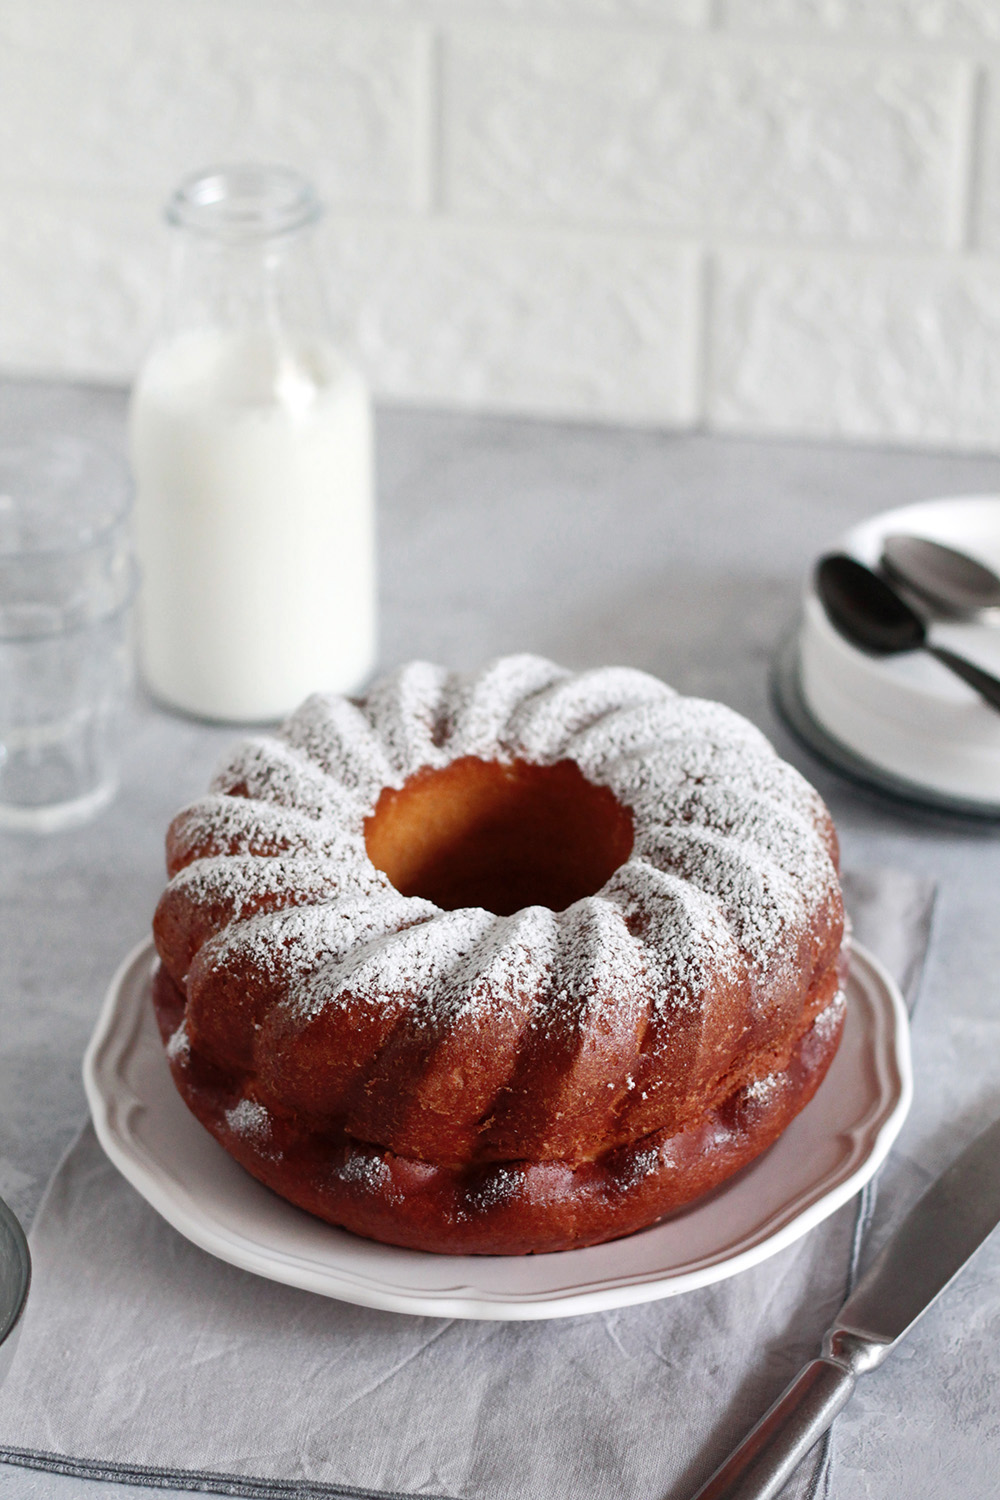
8, 382, 1000, 1500
0, 869, 934, 1500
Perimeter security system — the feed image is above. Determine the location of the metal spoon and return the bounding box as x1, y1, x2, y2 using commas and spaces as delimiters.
815, 553, 1000, 714
881, 533, 1000, 619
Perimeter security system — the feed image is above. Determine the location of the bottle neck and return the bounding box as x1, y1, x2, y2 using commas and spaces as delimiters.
166, 164, 320, 239
157, 166, 332, 353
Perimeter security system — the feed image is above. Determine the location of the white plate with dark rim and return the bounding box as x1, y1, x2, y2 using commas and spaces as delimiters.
83, 939, 911, 1321
790, 495, 1000, 817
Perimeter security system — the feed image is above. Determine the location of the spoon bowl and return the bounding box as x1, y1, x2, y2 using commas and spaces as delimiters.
814, 554, 925, 655
814, 553, 1000, 714
881, 534, 1000, 619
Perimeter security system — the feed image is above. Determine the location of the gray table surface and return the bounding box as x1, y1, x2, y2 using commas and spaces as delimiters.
2, 377, 999, 1499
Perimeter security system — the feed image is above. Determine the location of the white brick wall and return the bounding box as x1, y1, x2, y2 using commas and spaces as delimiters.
2, 0, 1000, 448
446, 33, 968, 244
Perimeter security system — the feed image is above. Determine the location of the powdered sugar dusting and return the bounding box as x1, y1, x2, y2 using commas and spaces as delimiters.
168, 794, 340, 873
281, 693, 392, 806
567, 695, 768, 785
604, 860, 741, 1010
166, 850, 355, 932
224, 1098, 271, 1143
506, 666, 674, 762
813, 988, 847, 1042
211, 736, 356, 822
194, 891, 434, 994
336, 1151, 392, 1194
637, 825, 799, 975
423, 905, 559, 1028
442, 655, 569, 761
286, 905, 499, 1028
362, 660, 452, 779
166, 1021, 190, 1063
743, 1071, 782, 1105
162, 654, 842, 1108
542, 896, 650, 1042
464, 1164, 524, 1213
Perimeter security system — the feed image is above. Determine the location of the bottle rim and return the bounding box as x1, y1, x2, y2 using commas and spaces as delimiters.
166, 164, 322, 239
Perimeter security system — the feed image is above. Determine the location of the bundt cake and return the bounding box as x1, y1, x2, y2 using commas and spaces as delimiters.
152, 655, 847, 1255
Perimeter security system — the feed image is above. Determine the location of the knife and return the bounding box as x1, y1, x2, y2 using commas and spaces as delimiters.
690, 1113, 1000, 1500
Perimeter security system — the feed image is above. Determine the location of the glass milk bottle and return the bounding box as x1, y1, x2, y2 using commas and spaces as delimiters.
130, 165, 375, 722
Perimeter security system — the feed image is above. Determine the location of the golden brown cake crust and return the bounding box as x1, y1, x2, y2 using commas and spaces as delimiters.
153, 963, 845, 1254
151, 656, 847, 1254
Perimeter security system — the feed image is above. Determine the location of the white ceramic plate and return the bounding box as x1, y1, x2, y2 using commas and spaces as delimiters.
83, 939, 911, 1321
797, 495, 1000, 811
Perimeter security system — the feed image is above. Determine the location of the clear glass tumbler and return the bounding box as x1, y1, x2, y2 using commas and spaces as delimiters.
0, 437, 136, 832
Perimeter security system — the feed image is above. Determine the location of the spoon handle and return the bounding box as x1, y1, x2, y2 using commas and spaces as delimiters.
926, 645, 1000, 713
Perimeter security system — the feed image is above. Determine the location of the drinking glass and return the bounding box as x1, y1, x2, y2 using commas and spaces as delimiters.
0, 437, 136, 832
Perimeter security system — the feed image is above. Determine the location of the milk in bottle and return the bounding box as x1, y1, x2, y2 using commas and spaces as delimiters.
130, 166, 375, 722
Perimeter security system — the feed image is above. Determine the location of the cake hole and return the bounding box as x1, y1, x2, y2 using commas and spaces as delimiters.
364, 757, 634, 917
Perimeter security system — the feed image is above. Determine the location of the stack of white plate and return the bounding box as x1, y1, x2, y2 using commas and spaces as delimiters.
778, 496, 1000, 818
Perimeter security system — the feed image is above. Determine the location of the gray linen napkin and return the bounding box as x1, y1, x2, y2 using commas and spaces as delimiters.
0, 868, 935, 1500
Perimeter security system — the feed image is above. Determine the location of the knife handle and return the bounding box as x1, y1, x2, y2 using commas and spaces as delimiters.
689, 1357, 856, 1500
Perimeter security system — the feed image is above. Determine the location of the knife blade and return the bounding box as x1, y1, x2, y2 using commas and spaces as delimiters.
690, 1113, 1000, 1500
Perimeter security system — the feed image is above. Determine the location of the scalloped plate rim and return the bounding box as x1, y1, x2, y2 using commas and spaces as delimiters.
83, 938, 912, 1321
